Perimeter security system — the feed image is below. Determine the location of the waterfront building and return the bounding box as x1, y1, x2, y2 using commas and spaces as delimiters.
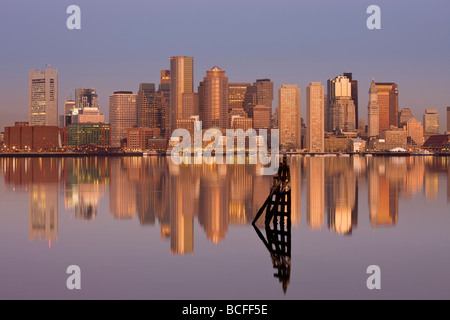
109, 91, 137, 147
67, 123, 111, 147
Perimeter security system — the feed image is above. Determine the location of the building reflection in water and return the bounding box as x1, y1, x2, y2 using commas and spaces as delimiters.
64, 157, 109, 220
368, 158, 399, 228
168, 160, 198, 254
326, 157, 358, 235
307, 157, 324, 230
1, 155, 449, 251
199, 164, 229, 244
1, 158, 61, 247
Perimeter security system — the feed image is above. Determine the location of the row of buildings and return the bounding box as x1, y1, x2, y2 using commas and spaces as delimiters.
1, 59, 450, 152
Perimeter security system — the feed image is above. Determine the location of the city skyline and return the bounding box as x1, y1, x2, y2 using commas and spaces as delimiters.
0, 1, 449, 132
2, 61, 449, 138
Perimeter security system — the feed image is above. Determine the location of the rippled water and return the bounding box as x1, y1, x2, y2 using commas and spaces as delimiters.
0, 156, 449, 299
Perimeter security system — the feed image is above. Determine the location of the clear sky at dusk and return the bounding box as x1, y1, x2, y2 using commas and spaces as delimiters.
0, 0, 449, 131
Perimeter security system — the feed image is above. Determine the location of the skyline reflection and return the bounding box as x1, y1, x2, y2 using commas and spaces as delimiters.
0, 156, 449, 253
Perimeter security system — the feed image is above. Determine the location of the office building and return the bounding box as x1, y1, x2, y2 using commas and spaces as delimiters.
230, 115, 253, 131
244, 79, 273, 113
278, 84, 301, 149
137, 83, 157, 128
368, 79, 380, 137
4, 122, 62, 151
199, 66, 228, 129
109, 91, 137, 147
327, 76, 355, 132
423, 109, 440, 134
29, 67, 58, 126
398, 108, 414, 128
157, 71, 171, 137
160, 70, 170, 86
182, 92, 199, 118
67, 123, 111, 147
375, 82, 398, 131
447, 107, 450, 133
127, 127, 162, 150
170, 56, 194, 131
343, 73, 358, 129
229, 83, 251, 110
406, 118, 424, 147
64, 100, 76, 117
248, 105, 271, 130
306, 82, 325, 152
75, 88, 98, 109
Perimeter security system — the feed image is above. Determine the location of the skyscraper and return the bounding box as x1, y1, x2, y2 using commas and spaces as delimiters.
199, 66, 228, 129
343, 73, 358, 129
248, 105, 271, 130
170, 56, 194, 132
109, 91, 137, 147
29, 67, 58, 126
63, 100, 76, 126
137, 83, 157, 128
228, 83, 251, 110
182, 92, 199, 118
157, 70, 171, 137
278, 84, 301, 149
398, 108, 414, 128
406, 118, 424, 146
327, 76, 355, 132
244, 79, 273, 113
423, 109, 440, 134
64, 100, 76, 116
368, 79, 380, 137
447, 107, 450, 133
375, 82, 398, 131
306, 82, 325, 152
75, 88, 98, 109
160, 70, 170, 86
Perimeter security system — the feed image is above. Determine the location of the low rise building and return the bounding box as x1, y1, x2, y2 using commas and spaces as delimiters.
127, 127, 162, 151
67, 123, 111, 147
374, 127, 407, 151
325, 136, 352, 152
4, 122, 62, 151
422, 134, 450, 152
350, 138, 366, 153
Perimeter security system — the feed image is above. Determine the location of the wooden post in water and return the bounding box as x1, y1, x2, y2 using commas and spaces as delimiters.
253, 154, 292, 294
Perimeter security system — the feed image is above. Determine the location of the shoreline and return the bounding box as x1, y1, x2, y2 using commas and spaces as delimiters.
0, 151, 448, 158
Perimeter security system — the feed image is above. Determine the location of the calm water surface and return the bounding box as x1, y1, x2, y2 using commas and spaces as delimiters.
0, 156, 449, 299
